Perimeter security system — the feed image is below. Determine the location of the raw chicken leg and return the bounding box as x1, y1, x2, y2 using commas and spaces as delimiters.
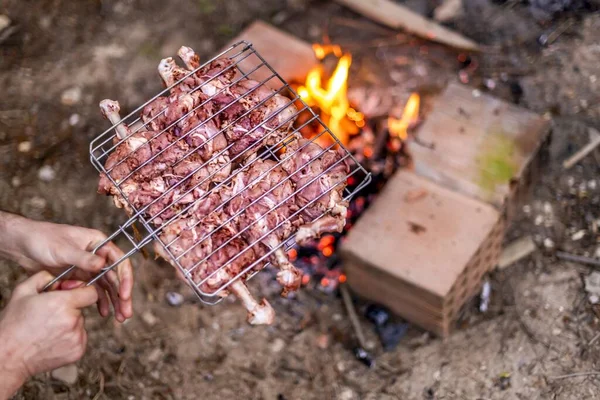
226, 160, 302, 296
154, 210, 274, 324
281, 139, 350, 245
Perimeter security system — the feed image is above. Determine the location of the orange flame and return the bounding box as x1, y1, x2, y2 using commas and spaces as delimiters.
298, 44, 364, 145
388, 93, 420, 140
312, 43, 342, 60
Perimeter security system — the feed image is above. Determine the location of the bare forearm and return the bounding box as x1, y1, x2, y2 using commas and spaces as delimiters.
0, 212, 29, 397
0, 364, 25, 400
0, 211, 28, 264
0, 328, 27, 399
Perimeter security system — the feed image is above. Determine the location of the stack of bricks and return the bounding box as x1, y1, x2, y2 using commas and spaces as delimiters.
340, 83, 551, 337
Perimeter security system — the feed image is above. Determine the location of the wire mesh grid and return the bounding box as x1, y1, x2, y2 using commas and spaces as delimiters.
46, 41, 371, 305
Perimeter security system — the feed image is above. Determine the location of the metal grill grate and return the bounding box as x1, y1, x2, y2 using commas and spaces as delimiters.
46, 41, 371, 305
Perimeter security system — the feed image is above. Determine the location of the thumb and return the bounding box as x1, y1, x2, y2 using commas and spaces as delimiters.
61, 285, 99, 309
14, 271, 56, 296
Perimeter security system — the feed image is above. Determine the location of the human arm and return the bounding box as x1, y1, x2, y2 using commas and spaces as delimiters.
0, 211, 31, 265
0, 211, 133, 321
0, 272, 98, 399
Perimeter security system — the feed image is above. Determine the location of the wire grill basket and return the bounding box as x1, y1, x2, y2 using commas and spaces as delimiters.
47, 41, 371, 305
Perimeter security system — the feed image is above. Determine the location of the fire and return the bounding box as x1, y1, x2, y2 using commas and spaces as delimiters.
312, 43, 342, 60
296, 44, 419, 148
298, 44, 364, 145
388, 93, 420, 140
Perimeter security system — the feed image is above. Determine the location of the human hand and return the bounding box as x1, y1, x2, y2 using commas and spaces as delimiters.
0, 272, 98, 398
3, 214, 133, 322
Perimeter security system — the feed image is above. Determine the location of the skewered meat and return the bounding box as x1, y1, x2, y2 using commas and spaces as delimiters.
139, 58, 192, 132
99, 100, 214, 225
154, 210, 274, 324
226, 159, 302, 295
101, 100, 275, 324
144, 59, 231, 183
99, 103, 273, 323
97, 45, 356, 325
99, 100, 159, 214
281, 138, 350, 245
177, 46, 299, 161
176, 47, 236, 96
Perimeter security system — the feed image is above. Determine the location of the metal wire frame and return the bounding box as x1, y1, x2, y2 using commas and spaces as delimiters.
182, 146, 362, 293
45, 41, 372, 304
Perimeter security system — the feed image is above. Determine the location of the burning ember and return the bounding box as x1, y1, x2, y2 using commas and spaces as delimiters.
290, 42, 422, 292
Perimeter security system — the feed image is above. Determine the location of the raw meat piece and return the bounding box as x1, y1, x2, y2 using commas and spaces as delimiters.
281, 138, 350, 244
145, 60, 232, 183
154, 210, 274, 324
226, 159, 302, 295
178, 46, 299, 161
99, 100, 212, 225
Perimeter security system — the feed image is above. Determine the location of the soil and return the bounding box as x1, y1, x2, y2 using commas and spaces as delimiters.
2, 0, 600, 399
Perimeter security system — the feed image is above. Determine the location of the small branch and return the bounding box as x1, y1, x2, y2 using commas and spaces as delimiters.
556, 251, 600, 268
588, 332, 600, 346
340, 284, 367, 349
548, 371, 600, 380
563, 128, 600, 170
92, 372, 105, 400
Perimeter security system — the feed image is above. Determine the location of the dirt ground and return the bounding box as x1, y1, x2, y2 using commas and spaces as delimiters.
2, 0, 600, 399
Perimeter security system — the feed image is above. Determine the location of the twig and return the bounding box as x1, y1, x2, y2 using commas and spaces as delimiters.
92, 372, 105, 400
556, 251, 600, 268
588, 332, 600, 346
549, 371, 600, 380
540, 19, 575, 46
0, 25, 18, 45
563, 128, 600, 169
340, 284, 367, 348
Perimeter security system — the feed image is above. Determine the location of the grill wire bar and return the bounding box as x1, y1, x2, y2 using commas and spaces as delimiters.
46, 41, 371, 305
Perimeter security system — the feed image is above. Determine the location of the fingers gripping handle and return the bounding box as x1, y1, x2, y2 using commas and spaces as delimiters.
41, 238, 133, 292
